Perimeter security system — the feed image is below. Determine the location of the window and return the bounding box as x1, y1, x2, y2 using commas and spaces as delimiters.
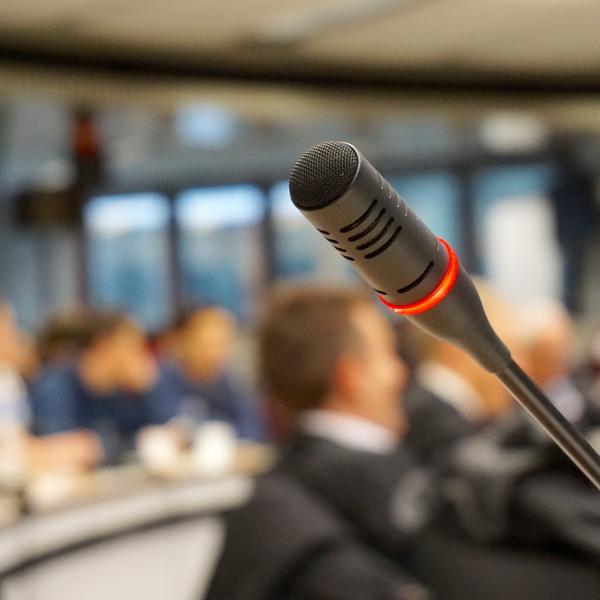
473, 164, 560, 302
176, 185, 265, 320
85, 193, 171, 330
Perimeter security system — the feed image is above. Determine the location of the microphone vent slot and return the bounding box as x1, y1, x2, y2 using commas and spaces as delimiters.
364, 226, 403, 259
340, 199, 378, 234
348, 208, 386, 242
397, 261, 434, 293
333, 247, 347, 253
342, 255, 355, 261
356, 217, 394, 251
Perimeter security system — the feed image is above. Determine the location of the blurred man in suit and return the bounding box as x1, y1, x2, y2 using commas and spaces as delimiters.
208, 286, 434, 599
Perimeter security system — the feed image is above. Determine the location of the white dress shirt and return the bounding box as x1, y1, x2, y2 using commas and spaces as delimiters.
299, 409, 399, 454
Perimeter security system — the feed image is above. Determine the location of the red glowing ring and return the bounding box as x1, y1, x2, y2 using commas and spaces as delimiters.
378, 238, 459, 315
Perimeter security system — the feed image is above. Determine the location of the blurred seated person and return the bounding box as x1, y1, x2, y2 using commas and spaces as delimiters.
208, 285, 436, 599
166, 306, 265, 441
31, 310, 178, 466
403, 281, 517, 465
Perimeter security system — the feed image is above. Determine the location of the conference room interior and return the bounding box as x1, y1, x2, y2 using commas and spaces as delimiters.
1, 1, 600, 598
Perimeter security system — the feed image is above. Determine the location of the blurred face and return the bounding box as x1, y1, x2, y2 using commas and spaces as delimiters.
180, 309, 235, 381
104, 322, 157, 393
340, 304, 407, 433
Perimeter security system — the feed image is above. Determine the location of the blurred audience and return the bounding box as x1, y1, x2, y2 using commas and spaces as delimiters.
208, 286, 436, 600
163, 306, 265, 441
403, 281, 517, 465
30, 310, 178, 466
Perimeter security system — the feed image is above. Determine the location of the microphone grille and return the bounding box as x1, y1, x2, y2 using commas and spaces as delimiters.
289, 141, 359, 210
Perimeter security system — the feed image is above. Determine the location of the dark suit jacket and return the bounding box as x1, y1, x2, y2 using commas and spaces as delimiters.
207, 429, 600, 599
403, 384, 476, 467
277, 434, 438, 562
206, 470, 430, 600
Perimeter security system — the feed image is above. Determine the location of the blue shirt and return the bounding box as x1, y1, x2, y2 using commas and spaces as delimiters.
160, 368, 265, 442
30, 363, 180, 463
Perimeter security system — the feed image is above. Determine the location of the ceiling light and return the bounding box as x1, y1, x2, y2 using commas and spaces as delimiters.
244, 0, 424, 47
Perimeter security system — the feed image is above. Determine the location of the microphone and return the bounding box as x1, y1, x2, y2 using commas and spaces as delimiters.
289, 141, 600, 490
289, 140, 510, 374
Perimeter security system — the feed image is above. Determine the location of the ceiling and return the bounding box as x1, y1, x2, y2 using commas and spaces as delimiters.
1, 0, 600, 88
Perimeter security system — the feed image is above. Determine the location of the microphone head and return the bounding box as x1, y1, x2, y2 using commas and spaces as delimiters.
289, 141, 359, 211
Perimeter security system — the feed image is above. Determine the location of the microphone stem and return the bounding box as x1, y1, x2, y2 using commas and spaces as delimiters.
497, 359, 600, 491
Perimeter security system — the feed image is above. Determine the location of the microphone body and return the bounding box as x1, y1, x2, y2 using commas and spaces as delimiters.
290, 142, 510, 373
289, 141, 600, 490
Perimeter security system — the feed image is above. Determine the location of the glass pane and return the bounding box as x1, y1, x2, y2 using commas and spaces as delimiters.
388, 172, 463, 258
176, 185, 265, 320
271, 181, 356, 284
85, 193, 171, 330
473, 164, 560, 302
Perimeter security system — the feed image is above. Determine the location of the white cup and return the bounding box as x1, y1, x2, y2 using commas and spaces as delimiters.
136, 427, 181, 474
191, 421, 236, 477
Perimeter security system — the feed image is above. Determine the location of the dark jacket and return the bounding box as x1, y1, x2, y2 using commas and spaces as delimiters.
206, 470, 431, 600
277, 434, 438, 562
403, 383, 476, 466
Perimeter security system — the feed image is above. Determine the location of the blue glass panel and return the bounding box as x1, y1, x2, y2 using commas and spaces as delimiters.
176, 185, 265, 320
85, 193, 171, 330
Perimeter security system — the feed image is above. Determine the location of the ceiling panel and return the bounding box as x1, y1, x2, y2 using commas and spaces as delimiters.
298, 0, 600, 72
80, 0, 322, 48
0, 0, 599, 79
0, 0, 135, 26
297, 0, 518, 67
467, 4, 600, 72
